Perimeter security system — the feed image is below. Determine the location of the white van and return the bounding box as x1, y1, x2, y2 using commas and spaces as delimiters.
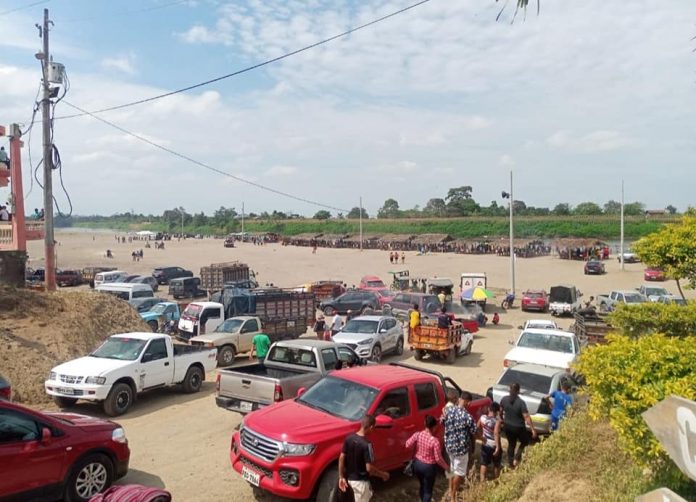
96, 282, 154, 301
94, 270, 129, 288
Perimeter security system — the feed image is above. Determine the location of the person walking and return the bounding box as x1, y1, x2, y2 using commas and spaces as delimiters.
249, 332, 271, 366
338, 415, 389, 502
331, 312, 344, 338
546, 382, 574, 431
500, 383, 537, 468
405, 415, 449, 502
313, 315, 326, 340
441, 391, 477, 502
477, 402, 503, 481
409, 303, 420, 341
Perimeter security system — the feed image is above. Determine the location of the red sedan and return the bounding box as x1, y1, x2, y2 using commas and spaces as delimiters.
644, 268, 665, 281
0, 400, 130, 502
521, 290, 549, 312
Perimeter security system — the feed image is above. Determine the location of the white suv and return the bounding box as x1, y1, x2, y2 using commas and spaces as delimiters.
332, 315, 404, 362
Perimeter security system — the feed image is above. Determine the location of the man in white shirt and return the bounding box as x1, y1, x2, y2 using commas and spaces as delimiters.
331, 312, 344, 337
0, 205, 10, 221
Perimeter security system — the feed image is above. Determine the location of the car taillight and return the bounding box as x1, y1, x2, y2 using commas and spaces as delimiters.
215, 373, 221, 393
0, 387, 11, 401
503, 359, 510, 368
274, 384, 283, 402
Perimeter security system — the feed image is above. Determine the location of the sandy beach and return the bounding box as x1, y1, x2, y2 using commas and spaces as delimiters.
22, 230, 693, 502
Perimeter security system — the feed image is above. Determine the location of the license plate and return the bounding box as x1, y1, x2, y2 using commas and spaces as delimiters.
242, 466, 261, 486
57, 387, 74, 395
239, 401, 253, 412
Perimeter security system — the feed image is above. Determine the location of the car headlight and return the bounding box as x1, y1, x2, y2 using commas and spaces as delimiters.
85, 376, 107, 385
49, 371, 57, 381
357, 338, 374, 345
281, 442, 315, 456
112, 427, 128, 444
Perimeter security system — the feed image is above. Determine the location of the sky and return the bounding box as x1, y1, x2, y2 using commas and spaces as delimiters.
0, 0, 695, 217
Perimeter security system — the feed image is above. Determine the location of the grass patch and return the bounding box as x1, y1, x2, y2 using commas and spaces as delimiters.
466, 406, 655, 502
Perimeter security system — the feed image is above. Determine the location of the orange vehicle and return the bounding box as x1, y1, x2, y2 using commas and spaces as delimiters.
409, 321, 474, 364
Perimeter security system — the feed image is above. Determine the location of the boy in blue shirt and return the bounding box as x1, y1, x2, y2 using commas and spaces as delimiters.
547, 382, 573, 431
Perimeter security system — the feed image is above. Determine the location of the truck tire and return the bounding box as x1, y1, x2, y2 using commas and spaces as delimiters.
64, 453, 114, 502
395, 337, 404, 356
414, 349, 424, 361
217, 345, 236, 367
103, 383, 133, 417
446, 348, 456, 364
182, 366, 204, 393
314, 467, 339, 502
53, 396, 78, 408
462, 340, 473, 356
147, 320, 158, 332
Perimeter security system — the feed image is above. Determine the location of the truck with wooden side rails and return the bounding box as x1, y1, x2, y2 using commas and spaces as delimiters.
200, 262, 256, 291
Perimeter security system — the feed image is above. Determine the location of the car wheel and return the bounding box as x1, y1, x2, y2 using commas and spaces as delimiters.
65, 453, 114, 502
217, 345, 236, 367
314, 467, 339, 502
147, 320, 158, 332
395, 337, 404, 356
182, 365, 204, 393
103, 383, 133, 417
371, 345, 382, 363
53, 396, 78, 408
446, 347, 457, 364
323, 306, 335, 316
414, 349, 424, 361
463, 340, 473, 356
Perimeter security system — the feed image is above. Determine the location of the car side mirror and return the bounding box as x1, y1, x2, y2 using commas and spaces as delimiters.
375, 414, 394, 429
41, 427, 52, 444
379, 328, 387, 334
141, 353, 153, 363
296, 387, 306, 398
517, 325, 523, 330
508, 339, 514, 345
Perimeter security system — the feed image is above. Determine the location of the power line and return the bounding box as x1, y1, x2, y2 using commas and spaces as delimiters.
0, 0, 49, 16
55, 0, 434, 120
62, 100, 351, 213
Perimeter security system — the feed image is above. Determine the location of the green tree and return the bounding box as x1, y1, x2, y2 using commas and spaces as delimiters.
512, 200, 527, 213
552, 203, 571, 216
603, 200, 622, 214
423, 198, 447, 217
313, 210, 331, 220
573, 202, 603, 216
665, 204, 677, 215
445, 186, 478, 216
633, 216, 696, 299
377, 198, 401, 219
623, 202, 645, 216
608, 302, 696, 339
347, 207, 368, 219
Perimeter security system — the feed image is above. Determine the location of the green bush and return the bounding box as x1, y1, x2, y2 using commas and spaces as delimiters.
608, 302, 696, 338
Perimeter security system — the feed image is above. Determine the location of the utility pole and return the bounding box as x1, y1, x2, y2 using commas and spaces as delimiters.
509, 170, 515, 294
39, 8, 56, 291
620, 179, 625, 271
241, 202, 245, 235
359, 197, 363, 252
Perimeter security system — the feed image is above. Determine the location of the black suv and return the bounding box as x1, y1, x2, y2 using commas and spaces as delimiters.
152, 266, 193, 285
319, 290, 380, 315
388, 292, 440, 320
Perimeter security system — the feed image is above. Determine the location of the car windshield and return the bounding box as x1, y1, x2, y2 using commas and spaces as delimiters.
215, 319, 244, 333
624, 293, 645, 303
267, 346, 317, 367
101, 290, 129, 301
91, 338, 148, 360
182, 304, 202, 318
342, 320, 379, 334
525, 292, 544, 299
376, 289, 392, 298
297, 376, 379, 421
644, 287, 667, 297
526, 322, 555, 330
517, 332, 574, 354
366, 280, 384, 288
498, 369, 553, 394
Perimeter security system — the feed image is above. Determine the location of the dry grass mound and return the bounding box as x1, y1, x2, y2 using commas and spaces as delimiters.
0, 286, 148, 406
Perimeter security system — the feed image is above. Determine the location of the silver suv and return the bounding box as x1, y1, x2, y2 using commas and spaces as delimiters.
332, 315, 404, 362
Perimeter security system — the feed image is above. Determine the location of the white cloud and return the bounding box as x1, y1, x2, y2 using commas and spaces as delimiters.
546, 130, 635, 153
265, 165, 298, 176
499, 154, 515, 167
101, 53, 137, 75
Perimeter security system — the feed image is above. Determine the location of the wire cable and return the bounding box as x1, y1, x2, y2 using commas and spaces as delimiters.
62, 100, 351, 213
55, 0, 433, 120
0, 0, 49, 17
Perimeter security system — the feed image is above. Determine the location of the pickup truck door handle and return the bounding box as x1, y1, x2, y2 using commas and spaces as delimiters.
164, 362, 170, 366
242, 379, 252, 386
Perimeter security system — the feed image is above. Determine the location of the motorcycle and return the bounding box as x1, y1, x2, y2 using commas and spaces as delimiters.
501, 292, 516, 310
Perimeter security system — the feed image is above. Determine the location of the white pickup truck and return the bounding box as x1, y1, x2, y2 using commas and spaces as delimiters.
597, 290, 648, 311
45, 333, 217, 416
503, 328, 581, 370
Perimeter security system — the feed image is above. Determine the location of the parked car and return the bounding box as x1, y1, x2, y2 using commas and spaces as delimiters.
521, 290, 549, 312
45, 332, 217, 416
96, 282, 154, 301
584, 259, 606, 275
0, 399, 130, 501
0, 373, 11, 400
152, 266, 193, 285
319, 290, 380, 316
332, 315, 404, 362
129, 275, 159, 292
169, 276, 206, 299
548, 285, 582, 317
56, 269, 83, 287
644, 267, 665, 281
94, 270, 129, 288
520, 319, 559, 330
618, 252, 640, 263
597, 290, 648, 310
503, 328, 581, 370
128, 297, 167, 314
215, 339, 366, 414
387, 292, 440, 320
373, 288, 396, 307
178, 301, 225, 339
488, 363, 580, 434
229, 363, 491, 500
26, 268, 45, 282
637, 285, 670, 302
657, 295, 687, 306
141, 302, 182, 332
121, 275, 141, 283
358, 275, 386, 290
82, 266, 117, 288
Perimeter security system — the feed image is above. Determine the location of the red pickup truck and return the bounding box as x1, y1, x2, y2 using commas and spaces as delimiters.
230, 363, 491, 500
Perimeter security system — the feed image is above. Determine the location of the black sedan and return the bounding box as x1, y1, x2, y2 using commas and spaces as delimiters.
319, 290, 380, 315
584, 260, 606, 275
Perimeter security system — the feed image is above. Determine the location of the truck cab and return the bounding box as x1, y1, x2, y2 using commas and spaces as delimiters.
190, 316, 263, 366
178, 301, 224, 340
